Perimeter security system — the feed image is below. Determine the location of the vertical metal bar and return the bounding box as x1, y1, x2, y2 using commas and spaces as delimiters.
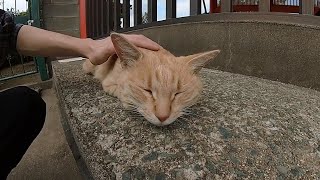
102, 0, 108, 35
210, 0, 218, 13
90, 0, 94, 38
8, 58, 14, 75
166, 0, 176, 18
86, 0, 91, 38
91, 0, 96, 38
148, 0, 157, 22
94, 0, 99, 38
202, 0, 208, 13
134, 0, 142, 26
31, 0, 49, 81
106, 0, 112, 35
114, 0, 121, 31
79, 0, 87, 38
96, 0, 101, 37
101, 0, 104, 35
90, 0, 94, 37
123, 0, 131, 29
190, 0, 201, 15
19, 55, 26, 73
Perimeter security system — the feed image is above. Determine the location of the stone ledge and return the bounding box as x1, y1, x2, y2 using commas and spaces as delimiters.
53, 61, 320, 179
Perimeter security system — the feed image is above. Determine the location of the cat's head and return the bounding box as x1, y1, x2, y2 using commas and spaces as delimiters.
111, 33, 220, 126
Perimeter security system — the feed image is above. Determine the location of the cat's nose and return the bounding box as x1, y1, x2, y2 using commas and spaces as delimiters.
157, 115, 169, 122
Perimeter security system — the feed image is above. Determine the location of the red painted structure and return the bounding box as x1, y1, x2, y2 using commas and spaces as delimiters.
209, 0, 320, 14
79, 0, 87, 38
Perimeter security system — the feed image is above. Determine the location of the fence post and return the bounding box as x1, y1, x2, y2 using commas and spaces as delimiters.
31, 0, 49, 81
221, 0, 232, 12
114, 0, 121, 31
190, 0, 201, 15
259, 0, 270, 12
106, 0, 113, 35
300, 0, 314, 15
123, 0, 131, 28
148, 0, 157, 22
210, 0, 218, 13
134, 0, 142, 25
166, 0, 176, 19
79, 0, 87, 38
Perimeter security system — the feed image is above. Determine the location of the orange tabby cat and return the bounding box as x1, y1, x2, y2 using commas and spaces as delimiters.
83, 33, 220, 126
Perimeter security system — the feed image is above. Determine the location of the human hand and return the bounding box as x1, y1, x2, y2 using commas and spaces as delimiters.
85, 33, 160, 65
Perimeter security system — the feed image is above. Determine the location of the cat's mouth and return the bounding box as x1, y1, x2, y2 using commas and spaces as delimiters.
123, 101, 184, 126
135, 108, 182, 126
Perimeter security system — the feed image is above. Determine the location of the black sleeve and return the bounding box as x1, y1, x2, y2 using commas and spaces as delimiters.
0, 9, 24, 61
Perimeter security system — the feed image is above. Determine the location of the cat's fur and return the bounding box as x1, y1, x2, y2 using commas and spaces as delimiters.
83, 33, 220, 126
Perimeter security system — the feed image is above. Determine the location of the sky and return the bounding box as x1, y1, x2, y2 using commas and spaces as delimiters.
1, 0, 27, 12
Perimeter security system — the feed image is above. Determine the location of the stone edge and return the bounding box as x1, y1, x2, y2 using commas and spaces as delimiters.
52, 65, 95, 180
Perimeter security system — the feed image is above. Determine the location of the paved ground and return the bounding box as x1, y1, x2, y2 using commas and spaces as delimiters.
7, 88, 83, 180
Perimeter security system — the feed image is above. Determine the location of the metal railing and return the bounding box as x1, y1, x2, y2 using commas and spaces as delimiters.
85, 0, 211, 39
83, 0, 320, 39
273, 0, 298, 6
0, 0, 49, 82
0, 54, 38, 81
233, 0, 259, 5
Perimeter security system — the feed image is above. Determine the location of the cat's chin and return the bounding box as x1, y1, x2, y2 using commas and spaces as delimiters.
145, 117, 178, 126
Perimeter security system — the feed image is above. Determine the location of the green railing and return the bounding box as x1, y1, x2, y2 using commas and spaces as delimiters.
0, 0, 49, 82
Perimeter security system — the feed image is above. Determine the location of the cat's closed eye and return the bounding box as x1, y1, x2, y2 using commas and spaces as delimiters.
171, 91, 182, 101
175, 92, 182, 96
143, 89, 152, 95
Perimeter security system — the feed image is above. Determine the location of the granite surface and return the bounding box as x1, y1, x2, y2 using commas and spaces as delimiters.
53, 61, 320, 180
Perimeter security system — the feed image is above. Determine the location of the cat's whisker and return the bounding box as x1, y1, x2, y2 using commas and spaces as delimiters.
184, 113, 201, 118
130, 116, 144, 119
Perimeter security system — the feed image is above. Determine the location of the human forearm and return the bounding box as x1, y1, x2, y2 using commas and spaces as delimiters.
16, 25, 101, 59
15, 25, 160, 65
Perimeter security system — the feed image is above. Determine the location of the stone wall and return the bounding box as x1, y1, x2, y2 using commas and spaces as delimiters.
42, 0, 80, 37
121, 13, 320, 91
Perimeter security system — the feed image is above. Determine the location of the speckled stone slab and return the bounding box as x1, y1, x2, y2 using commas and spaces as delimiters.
53, 61, 320, 180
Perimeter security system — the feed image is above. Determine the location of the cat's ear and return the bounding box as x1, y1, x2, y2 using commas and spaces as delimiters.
187, 50, 220, 74
110, 33, 142, 68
